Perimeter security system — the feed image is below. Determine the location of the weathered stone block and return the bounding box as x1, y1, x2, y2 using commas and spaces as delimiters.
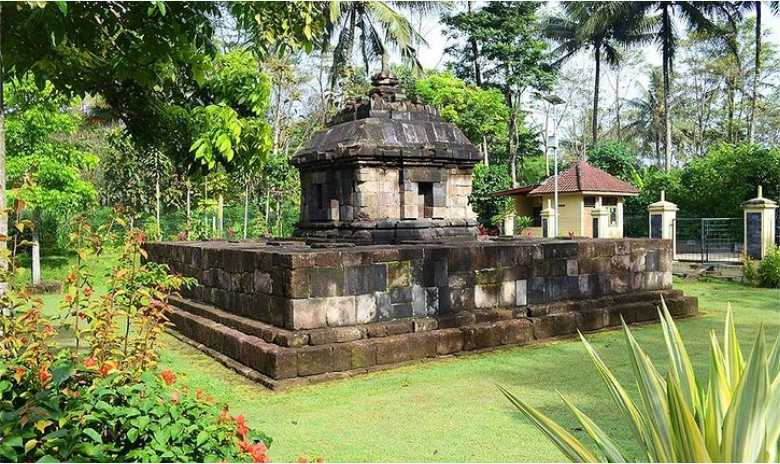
350, 340, 377, 369
374, 336, 412, 365
344, 264, 387, 295
425, 287, 439, 314
413, 317, 438, 332
566, 259, 579, 276
308, 326, 363, 345
408, 332, 437, 359
326, 296, 357, 327
515, 279, 527, 306
462, 323, 502, 350
310, 267, 343, 297
434, 328, 463, 355
411, 285, 427, 316
356, 293, 378, 324
499, 319, 534, 345
386, 261, 411, 288
298, 346, 335, 376
289, 299, 327, 330
499, 280, 516, 307
474, 285, 498, 308
578, 308, 608, 331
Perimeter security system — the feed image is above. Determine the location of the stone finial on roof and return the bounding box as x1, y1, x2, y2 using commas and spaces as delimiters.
369, 67, 404, 103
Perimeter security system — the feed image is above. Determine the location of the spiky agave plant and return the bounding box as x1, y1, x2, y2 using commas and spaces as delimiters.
499, 298, 780, 463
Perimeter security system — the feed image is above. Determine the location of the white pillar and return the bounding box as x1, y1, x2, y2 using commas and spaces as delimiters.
648, 190, 678, 254
743, 185, 778, 260
541, 198, 556, 238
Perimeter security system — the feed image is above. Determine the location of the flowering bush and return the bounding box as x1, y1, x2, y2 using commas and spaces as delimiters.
0, 213, 273, 462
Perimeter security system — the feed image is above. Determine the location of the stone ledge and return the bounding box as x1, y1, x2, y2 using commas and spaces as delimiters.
168, 293, 698, 386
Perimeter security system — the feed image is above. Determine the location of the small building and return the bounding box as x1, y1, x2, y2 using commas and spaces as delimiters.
494, 160, 639, 238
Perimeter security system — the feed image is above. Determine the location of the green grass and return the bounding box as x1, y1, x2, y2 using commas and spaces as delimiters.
32, 250, 778, 461
149, 279, 779, 462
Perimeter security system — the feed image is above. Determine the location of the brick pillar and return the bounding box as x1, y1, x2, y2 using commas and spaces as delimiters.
743, 185, 778, 260
648, 190, 678, 255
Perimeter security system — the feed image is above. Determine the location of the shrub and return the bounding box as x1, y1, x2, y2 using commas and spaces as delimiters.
0, 214, 272, 462
500, 298, 780, 462
757, 246, 780, 288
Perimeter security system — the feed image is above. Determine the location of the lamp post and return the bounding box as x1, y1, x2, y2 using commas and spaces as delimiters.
548, 133, 559, 237
541, 94, 565, 237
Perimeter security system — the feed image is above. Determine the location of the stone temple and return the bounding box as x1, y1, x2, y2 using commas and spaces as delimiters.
292, 70, 480, 243
145, 70, 698, 389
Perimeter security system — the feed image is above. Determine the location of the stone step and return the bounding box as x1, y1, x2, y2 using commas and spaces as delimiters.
168, 293, 698, 387
527, 288, 683, 317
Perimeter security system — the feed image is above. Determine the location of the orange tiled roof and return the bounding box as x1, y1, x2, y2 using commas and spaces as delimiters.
528, 160, 639, 196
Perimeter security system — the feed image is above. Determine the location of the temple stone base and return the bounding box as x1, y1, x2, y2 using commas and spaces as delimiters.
294, 218, 479, 244
145, 238, 698, 389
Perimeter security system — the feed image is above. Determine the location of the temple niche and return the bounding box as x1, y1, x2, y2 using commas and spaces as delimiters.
292, 69, 480, 244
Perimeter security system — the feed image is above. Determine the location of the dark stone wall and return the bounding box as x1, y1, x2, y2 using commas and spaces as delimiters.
145, 238, 673, 331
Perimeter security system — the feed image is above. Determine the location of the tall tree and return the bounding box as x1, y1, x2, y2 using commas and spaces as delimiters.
544, 2, 648, 146
444, 2, 554, 186
325, 1, 441, 89
614, 2, 721, 170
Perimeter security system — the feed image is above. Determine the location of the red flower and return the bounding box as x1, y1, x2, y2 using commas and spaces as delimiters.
38, 366, 51, 385
84, 287, 93, 297
42, 325, 56, 337
235, 415, 249, 439
84, 357, 97, 369
13, 367, 26, 383
160, 369, 176, 385
238, 441, 269, 463
297, 456, 309, 463
196, 388, 204, 400
99, 360, 118, 376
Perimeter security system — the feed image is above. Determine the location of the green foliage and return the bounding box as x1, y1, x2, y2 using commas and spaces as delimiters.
586, 141, 640, 182
415, 71, 509, 147
0, 220, 271, 463
679, 144, 780, 218
5, 75, 99, 249
190, 50, 273, 171
469, 164, 512, 230
501, 299, 780, 462
745, 247, 780, 288
442, 2, 554, 92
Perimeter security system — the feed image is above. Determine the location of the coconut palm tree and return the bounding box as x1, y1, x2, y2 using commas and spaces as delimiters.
325, 1, 444, 90
732, 2, 779, 144
613, 2, 723, 171
545, 2, 652, 147
625, 68, 665, 165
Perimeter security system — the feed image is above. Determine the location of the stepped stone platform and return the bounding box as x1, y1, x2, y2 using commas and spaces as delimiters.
145, 237, 698, 389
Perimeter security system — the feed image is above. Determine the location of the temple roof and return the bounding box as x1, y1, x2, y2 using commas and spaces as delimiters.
292, 70, 481, 168
493, 160, 639, 197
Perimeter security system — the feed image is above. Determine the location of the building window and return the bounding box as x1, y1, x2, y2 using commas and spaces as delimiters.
603, 197, 618, 206
584, 196, 597, 208
531, 206, 542, 227
418, 182, 434, 218
609, 207, 618, 225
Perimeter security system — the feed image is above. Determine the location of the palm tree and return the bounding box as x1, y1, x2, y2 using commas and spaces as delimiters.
325, 1, 443, 90
732, 2, 779, 144
614, 2, 722, 171
544, 2, 649, 146
625, 68, 665, 165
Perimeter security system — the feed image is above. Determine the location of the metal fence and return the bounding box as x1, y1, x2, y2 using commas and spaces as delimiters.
674, 218, 743, 263
623, 215, 649, 238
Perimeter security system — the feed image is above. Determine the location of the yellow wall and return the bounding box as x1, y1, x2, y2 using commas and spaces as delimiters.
511, 192, 628, 238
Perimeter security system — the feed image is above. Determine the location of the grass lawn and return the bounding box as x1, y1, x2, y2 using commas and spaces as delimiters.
31, 252, 778, 462
149, 279, 779, 462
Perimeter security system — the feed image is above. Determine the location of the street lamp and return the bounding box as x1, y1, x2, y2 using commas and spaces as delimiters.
542, 94, 565, 237
548, 133, 560, 237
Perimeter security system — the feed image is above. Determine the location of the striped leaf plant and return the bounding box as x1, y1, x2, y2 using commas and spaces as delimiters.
499, 298, 780, 462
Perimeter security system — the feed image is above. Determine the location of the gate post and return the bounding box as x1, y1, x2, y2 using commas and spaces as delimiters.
541, 198, 556, 238
743, 185, 778, 260
648, 190, 678, 255
590, 199, 609, 238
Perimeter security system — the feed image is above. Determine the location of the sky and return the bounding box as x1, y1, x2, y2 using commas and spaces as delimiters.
404, 1, 780, 137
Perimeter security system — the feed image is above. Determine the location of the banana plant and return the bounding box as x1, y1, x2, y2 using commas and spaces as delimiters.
499, 298, 780, 463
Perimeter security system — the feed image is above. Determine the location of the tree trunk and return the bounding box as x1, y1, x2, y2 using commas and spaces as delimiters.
749, 1, 761, 144
186, 181, 191, 226
506, 91, 518, 187
217, 194, 224, 238
31, 226, 40, 286
727, 74, 736, 143
662, 6, 673, 171
243, 180, 250, 240
467, 1, 482, 86
544, 103, 550, 176
592, 44, 601, 146
0, 5, 7, 298
615, 63, 622, 140
155, 162, 161, 240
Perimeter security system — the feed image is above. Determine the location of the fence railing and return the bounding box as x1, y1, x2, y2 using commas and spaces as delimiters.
674, 218, 743, 263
